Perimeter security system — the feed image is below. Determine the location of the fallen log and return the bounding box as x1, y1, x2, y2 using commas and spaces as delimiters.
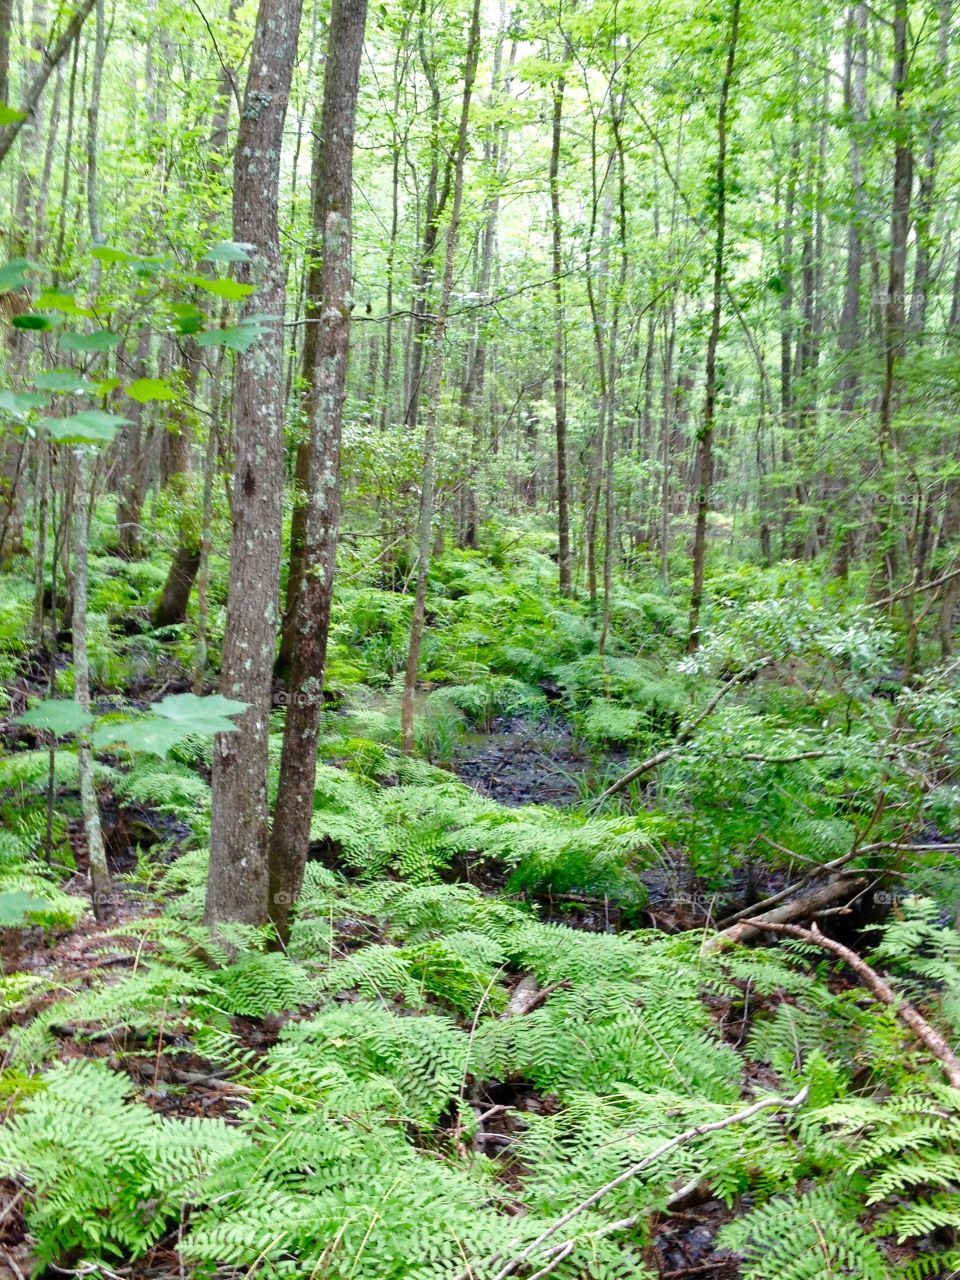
702, 874, 868, 952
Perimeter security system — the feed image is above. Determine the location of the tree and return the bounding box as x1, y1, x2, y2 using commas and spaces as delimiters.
688, 0, 741, 654
268, 0, 368, 943
549, 32, 572, 596
399, 0, 483, 755
205, 0, 304, 930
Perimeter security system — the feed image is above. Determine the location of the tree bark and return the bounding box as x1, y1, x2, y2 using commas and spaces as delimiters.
205, 0, 303, 931
268, 0, 368, 944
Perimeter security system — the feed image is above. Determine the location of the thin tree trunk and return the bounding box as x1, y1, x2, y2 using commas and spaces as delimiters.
838, 3, 868, 410
0, 0, 95, 168
0, 0, 11, 106
399, 0, 482, 754
907, 0, 950, 340
205, 0, 304, 931
268, 0, 368, 943
85, 0, 105, 248
549, 53, 572, 595
599, 96, 627, 658
378, 39, 406, 431
31, 438, 49, 645
460, 11, 513, 549
873, 0, 913, 595
72, 449, 112, 921
688, 0, 740, 653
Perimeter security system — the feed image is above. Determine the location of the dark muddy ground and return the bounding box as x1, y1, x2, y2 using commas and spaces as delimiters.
452, 714, 625, 806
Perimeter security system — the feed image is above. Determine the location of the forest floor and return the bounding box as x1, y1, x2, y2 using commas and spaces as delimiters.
1, 541, 957, 1280
0, 673, 849, 1280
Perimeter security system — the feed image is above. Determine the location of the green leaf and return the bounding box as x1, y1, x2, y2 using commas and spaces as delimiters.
170, 302, 205, 335
195, 322, 269, 352
60, 330, 122, 353
125, 377, 176, 403
151, 692, 248, 735
0, 257, 40, 292
0, 391, 47, 417
0, 891, 54, 927
93, 693, 247, 758
11, 313, 58, 331
185, 273, 256, 301
31, 369, 96, 394
132, 254, 171, 277
174, 314, 205, 336
35, 290, 93, 317
202, 241, 255, 263
91, 245, 131, 264
15, 699, 93, 736
93, 718, 187, 757
0, 104, 27, 126
39, 409, 132, 444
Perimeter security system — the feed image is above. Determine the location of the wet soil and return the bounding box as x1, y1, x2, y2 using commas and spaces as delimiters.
452, 714, 624, 806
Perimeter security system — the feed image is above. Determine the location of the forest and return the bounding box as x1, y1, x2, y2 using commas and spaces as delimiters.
0, 0, 959, 1274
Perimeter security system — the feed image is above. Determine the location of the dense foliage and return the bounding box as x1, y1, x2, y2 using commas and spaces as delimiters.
1, 0, 959, 1275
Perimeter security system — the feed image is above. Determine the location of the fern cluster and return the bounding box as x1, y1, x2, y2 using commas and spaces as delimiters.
305, 758, 658, 903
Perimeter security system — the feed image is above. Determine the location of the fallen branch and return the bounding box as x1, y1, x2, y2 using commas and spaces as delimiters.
703, 875, 868, 952
868, 561, 960, 611
504, 977, 570, 1017
736, 920, 960, 1090
592, 657, 772, 806
717, 840, 960, 930
479, 1085, 808, 1280
734, 749, 839, 763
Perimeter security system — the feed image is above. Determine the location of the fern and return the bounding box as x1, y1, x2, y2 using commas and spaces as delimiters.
0, 1059, 244, 1263
716, 1182, 892, 1279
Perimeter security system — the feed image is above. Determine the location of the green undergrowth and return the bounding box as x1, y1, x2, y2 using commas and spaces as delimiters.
2, 535, 960, 1277
3, 853, 960, 1278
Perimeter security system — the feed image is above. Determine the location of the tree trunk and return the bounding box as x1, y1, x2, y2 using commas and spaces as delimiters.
599, 96, 627, 658
153, 541, 202, 628
872, 0, 913, 596
268, 0, 368, 944
0, 0, 96, 168
460, 12, 513, 549
117, 331, 151, 557
0, 0, 11, 106
907, 0, 950, 341
549, 58, 572, 595
399, 0, 482, 755
838, 3, 868, 410
205, 0, 303, 931
72, 449, 112, 921
688, 0, 740, 653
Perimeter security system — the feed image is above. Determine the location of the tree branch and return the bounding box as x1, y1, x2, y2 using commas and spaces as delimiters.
0, 0, 97, 169
735, 920, 960, 1089
479, 1086, 809, 1280
592, 657, 772, 806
